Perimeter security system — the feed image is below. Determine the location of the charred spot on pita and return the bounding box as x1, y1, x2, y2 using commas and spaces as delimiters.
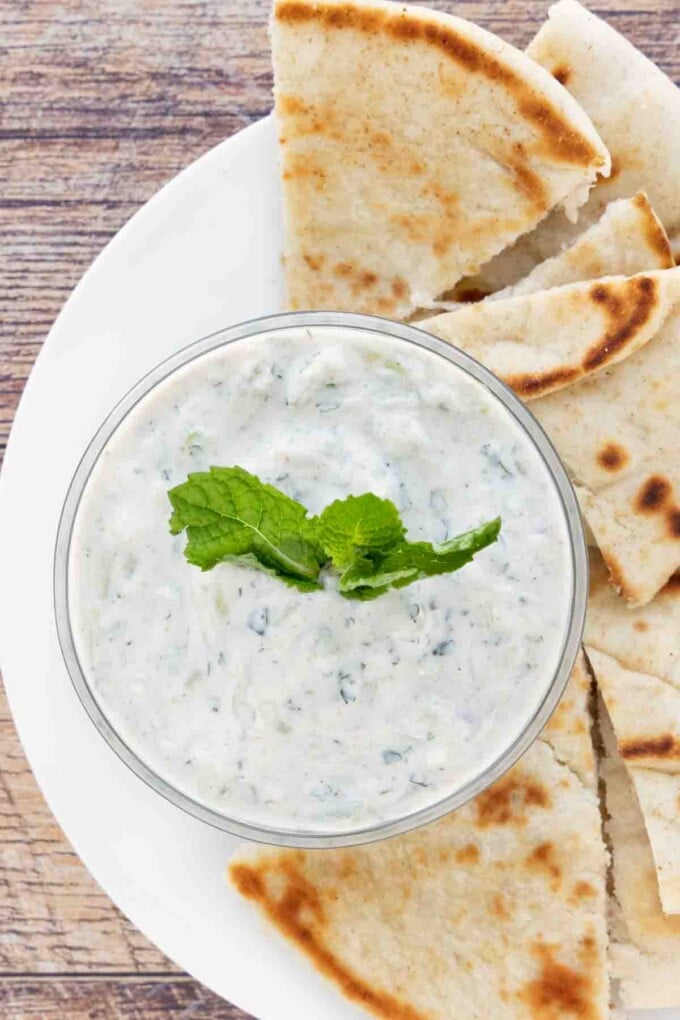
525, 841, 562, 889
508, 365, 578, 397
635, 475, 671, 513
551, 64, 571, 85
519, 942, 597, 1017
583, 276, 658, 371
455, 842, 481, 864
572, 881, 596, 900
475, 773, 551, 827
621, 734, 679, 760
597, 442, 629, 472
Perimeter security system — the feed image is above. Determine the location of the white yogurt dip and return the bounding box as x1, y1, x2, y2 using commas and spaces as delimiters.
68, 325, 573, 833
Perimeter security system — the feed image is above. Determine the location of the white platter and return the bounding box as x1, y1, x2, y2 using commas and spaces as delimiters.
0, 115, 675, 1020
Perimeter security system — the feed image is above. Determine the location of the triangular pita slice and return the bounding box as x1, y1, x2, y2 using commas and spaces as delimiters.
230, 663, 608, 1020
535, 286, 680, 605
490, 192, 672, 301
420, 267, 680, 400
587, 648, 680, 775
271, 0, 609, 317
461, 0, 680, 293
587, 647, 680, 913
599, 701, 680, 1008
585, 551, 679, 690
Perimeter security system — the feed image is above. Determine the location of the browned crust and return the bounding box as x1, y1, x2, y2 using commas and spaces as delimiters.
635, 475, 672, 513
455, 842, 481, 864
633, 475, 680, 539
621, 734, 680, 761
572, 881, 596, 901
631, 192, 674, 267
475, 772, 551, 827
275, 1, 605, 167
525, 841, 563, 891
230, 859, 427, 1020
507, 149, 547, 210
518, 939, 601, 1019
583, 275, 658, 371
597, 442, 629, 472
506, 275, 660, 399
551, 64, 571, 85
508, 365, 579, 397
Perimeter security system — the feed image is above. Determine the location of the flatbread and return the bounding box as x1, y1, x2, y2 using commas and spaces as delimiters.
491, 192, 672, 301
462, 0, 680, 293
532, 275, 680, 605
230, 663, 608, 1020
271, 0, 609, 317
585, 551, 679, 691
587, 648, 680, 776
599, 701, 680, 1009
541, 649, 595, 790
420, 268, 680, 402
587, 647, 680, 914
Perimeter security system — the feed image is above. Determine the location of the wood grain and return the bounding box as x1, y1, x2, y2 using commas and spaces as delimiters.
1, 1, 678, 1017
0, 978, 251, 1019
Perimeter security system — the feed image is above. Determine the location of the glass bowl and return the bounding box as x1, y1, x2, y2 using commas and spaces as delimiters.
54, 311, 587, 849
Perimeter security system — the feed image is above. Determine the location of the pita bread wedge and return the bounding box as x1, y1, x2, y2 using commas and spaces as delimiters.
420, 267, 680, 401
585, 551, 679, 691
230, 664, 608, 1020
462, 0, 680, 294
271, 0, 609, 318
490, 193, 673, 301
587, 647, 680, 914
532, 272, 680, 605
599, 701, 680, 1008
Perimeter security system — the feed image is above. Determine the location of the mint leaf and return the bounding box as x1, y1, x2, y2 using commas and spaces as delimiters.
168, 467, 501, 600
168, 466, 325, 590
338, 518, 502, 599
314, 493, 405, 567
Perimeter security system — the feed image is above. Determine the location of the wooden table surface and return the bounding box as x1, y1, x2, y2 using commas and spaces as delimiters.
1, 1, 678, 1017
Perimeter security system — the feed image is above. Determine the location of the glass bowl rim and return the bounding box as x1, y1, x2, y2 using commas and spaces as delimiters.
54, 309, 588, 849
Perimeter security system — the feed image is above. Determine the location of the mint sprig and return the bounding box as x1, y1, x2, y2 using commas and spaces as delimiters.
168, 467, 500, 600
337, 518, 502, 600
168, 466, 324, 591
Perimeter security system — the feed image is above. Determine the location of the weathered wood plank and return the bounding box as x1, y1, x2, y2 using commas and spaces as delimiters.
0, 685, 175, 974
1, 2, 679, 1017
1, 0, 678, 463
0, 978, 251, 1019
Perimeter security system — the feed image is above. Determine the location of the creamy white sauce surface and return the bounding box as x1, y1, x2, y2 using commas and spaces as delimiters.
69, 326, 572, 833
